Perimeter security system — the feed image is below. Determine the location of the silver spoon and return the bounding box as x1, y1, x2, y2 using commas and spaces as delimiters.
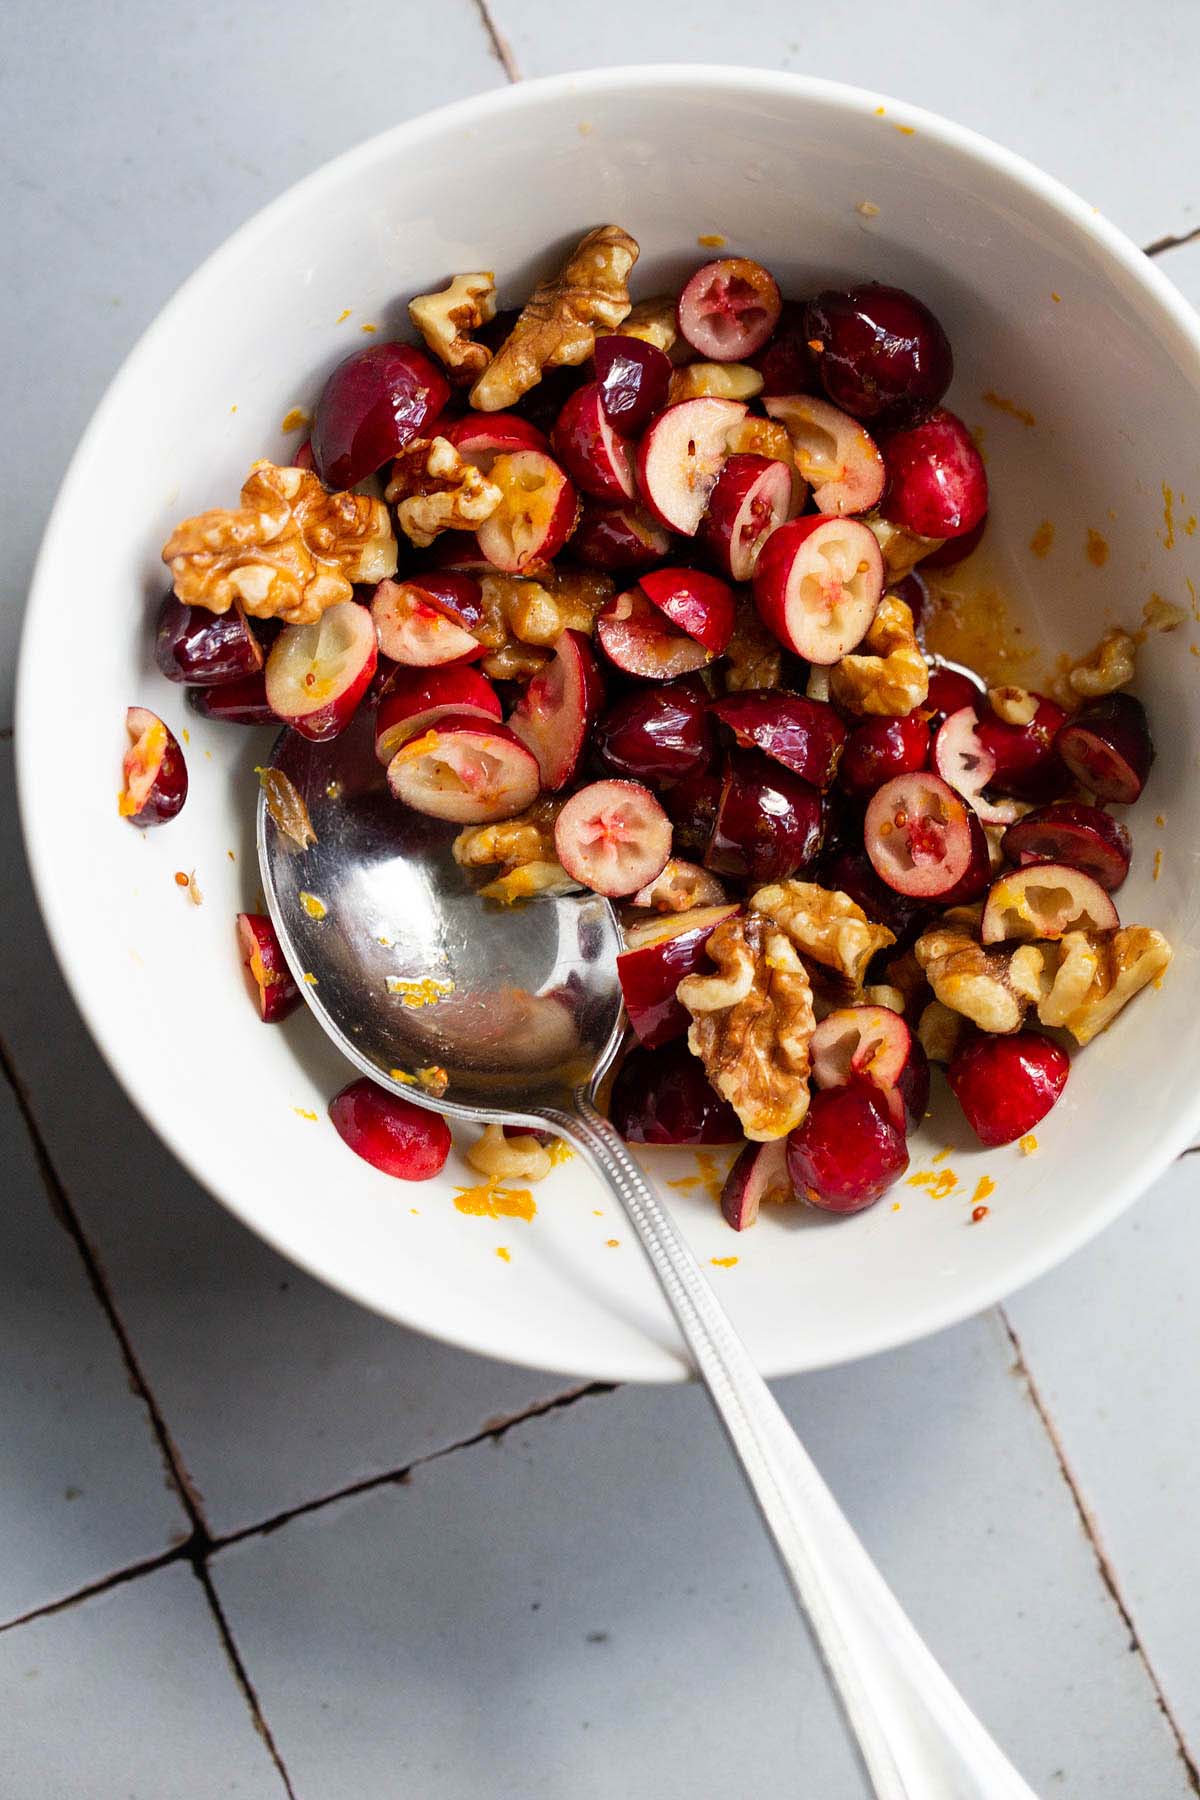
259, 709, 1039, 1800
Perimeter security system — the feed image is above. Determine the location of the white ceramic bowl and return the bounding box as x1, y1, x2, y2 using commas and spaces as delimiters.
18, 67, 1200, 1383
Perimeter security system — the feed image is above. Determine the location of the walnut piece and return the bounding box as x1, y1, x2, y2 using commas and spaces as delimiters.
864, 984, 907, 1014
480, 643, 552, 682
162, 461, 397, 625
917, 999, 966, 1064
864, 514, 946, 579
988, 685, 1039, 725
466, 1124, 552, 1184
668, 362, 764, 404
1066, 628, 1137, 699
829, 596, 929, 716
475, 567, 614, 676
914, 919, 1047, 1033
677, 913, 815, 1140
469, 225, 639, 411
479, 861, 579, 903
629, 860, 727, 913
384, 437, 501, 547
724, 598, 783, 692
597, 293, 677, 352
726, 415, 807, 510
1050, 925, 1171, 1044
453, 797, 564, 868
750, 881, 896, 988
408, 272, 497, 382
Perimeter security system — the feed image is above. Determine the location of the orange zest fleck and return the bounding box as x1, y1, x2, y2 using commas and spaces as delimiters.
1085, 528, 1109, 567
1162, 482, 1176, 550
667, 1175, 702, 1193
174, 870, 190, 887
360, 322, 378, 334
605, 1237, 620, 1248
891, 1201, 901, 1212
893, 122, 915, 136
385, 975, 453, 1007
907, 1168, 958, 1199
388, 1068, 415, 1085
292, 1107, 317, 1121
710, 1256, 739, 1268
281, 407, 310, 433
416, 1065, 449, 1097
299, 891, 327, 921
971, 1175, 996, 1207
495, 1246, 511, 1263
1153, 848, 1163, 882
453, 1180, 536, 1223
1029, 519, 1055, 558
982, 389, 1036, 428
1051, 291, 1062, 304
546, 1141, 574, 1167
335, 308, 352, 323
697, 233, 727, 248
874, 104, 886, 116
1019, 1134, 1039, 1156
302, 972, 318, 986
931, 1146, 954, 1165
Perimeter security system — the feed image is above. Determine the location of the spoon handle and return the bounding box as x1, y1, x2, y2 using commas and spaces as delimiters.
559, 1096, 1040, 1800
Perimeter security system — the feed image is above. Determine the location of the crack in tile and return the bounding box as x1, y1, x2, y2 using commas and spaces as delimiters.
1144, 222, 1200, 258
1000, 1307, 1200, 1793
470, 0, 520, 81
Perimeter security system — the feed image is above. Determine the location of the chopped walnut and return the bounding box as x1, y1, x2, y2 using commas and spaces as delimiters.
629, 860, 727, 913
408, 272, 497, 382
677, 913, 815, 1140
383, 437, 502, 547
805, 666, 832, 703
466, 1124, 553, 1184
453, 797, 564, 869
479, 861, 579, 903
829, 596, 928, 716
988, 685, 1039, 725
469, 225, 639, 411
1142, 596, 1187, 633
480, 642, 552, 682
917, 999, 966, 1063
864, 514, 946, 580
913, 919, 1047, 1034
864, 984, 907, 1014
1051, 925, 1171, 1044
750, 882, 896, 988
162, 461, 397, 625
726, 415, 807, 509
1034, 930, 1100, 1027
724, 598, 783, 692
597, 293, 677, 352
668, 362, 764, 404
477, 566, 613, 654
883, 949, 926, 1008
1066, 629, 1137, 699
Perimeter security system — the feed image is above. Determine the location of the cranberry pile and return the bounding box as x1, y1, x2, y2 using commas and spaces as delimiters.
124, 242, 1166, 1227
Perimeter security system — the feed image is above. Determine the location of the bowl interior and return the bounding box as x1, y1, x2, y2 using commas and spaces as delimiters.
19, 69, 1200, 1381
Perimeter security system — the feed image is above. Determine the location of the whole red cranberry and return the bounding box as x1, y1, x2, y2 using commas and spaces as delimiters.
881, 409, 988, 539
948, 1032, 1069, 1147
786, 1081, 909, 1213
805, 283, 953, 425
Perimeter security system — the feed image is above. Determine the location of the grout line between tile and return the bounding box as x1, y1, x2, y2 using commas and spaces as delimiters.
194, 1561, 298, 1798
0, 1543, 188, 1635
1144, 223, 1200, 258
1000, 1306, 1200, 1793
470, 0, 520, 82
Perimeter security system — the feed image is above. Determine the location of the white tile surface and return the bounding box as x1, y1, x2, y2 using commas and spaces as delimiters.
486, 0, 1200, 253
1155, 235, 1200, 306
215, 1315, 1190, 1798
0, 1065, 188, 1625
1, 1561, 286, 1799
1005, 1156, 1200, 1767
0, 748, 581, 1539
0, 0, 505, 730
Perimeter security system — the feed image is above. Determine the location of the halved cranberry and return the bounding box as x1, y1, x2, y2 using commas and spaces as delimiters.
1055, 693, 1155, 804
311, 342, 450, 489
236, 912, 301, 1023
922, 515, 987, 569
677, 257, 782, 361
555, 779, 672, 897
840, 714, 929, 798
610, 1040, 742, 1146
924, 662, 987, 727
572, 499, 671, 571
976, 693, 1068, 801
441, 412, 548, 470
787, 1081, 909, 1214
374, 665, 501, 764
752, 302, 818, 397
753, 515, 884, 663
948, 1032, 1069, 1148
266, 602, 378, 739
595, 680, 714, 786
662, 765, 723, 855
811, 1006, 929, 1126
593, 335, 672, 434
371, 578, 484, 667
388, 716, 541, 824
618, 903, 741, 1048
508, 629, 604, 790
764, 393, 885, 516
636, 397, 747, 536
705, 750, 823, 883
710, 692, 846, 789
118, 706, 188, 826
864, 771, 983, 900
881, 409, 988, 539
980, 864, 1119, 944
293, 438, 316, 473
699, 454, 795, 581
551, 381, 636, 501
425, 534, 498, 575
329, 1076, 452, 1179
476, 450, 578, 574
399, 572, 484, 634
1001, 803, 1132, 892
805, 283, 953, 425
933, 707, 1019, 825
595, 588, 711, 681
821, 845, 930, 945
721, 1139, 792, 1230
155, 594, 264, 686
187, 673, 277, 726
638, 566, 736, 656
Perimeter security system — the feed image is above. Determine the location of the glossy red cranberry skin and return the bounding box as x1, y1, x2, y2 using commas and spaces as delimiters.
805, 284, 953, 425
1001, 802, 1132, 892
922, 514, 987, 568
408, 571, 484, 632
662, 765, 724, 855
551, 381, 635, 501
976, 695, 1069, 801
186, 674, 276, 725
897, 1041, 931, 1127
787, 1081, 909, 1213
571, 500, 670, 571
881, 409, 988, 539
948, 1032, 1069, 1148
925, 664, 986, 726
1055, 693, 1155, 805
840, 714, 930, 797
155, 594, 264, 686
311, 342, 450, 489
328, 1077, 452, 1179
593, 335, 672, 434
594, 680, 714, 786
610, 1041, 742, 1145
821, 845, 929, 947
752, 301, 818, 397
705, 750, 824, 883
709, 692, 847, 789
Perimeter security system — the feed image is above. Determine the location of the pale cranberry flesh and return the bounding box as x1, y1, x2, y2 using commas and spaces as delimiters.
551, 381, 637, 501
119, 706, 188, 826
839, 714, 929, 797
881, 408, 988, 539
594, 680, 714, 786
933, 706, 1018, 826
610, 1040, 742, 1145
312, 342, 450, 489
948, 1031, 1069, 1148
370, 579, 484, 668
476, 449, 578, 574
265, 602, 378, 740
638, 566, 736, 655
236, 912, 301, 1023
1055, 694, 1155, 804
699, 454, 795, 582
554, 779, 672, 897
595, 589, 711, 681
787, 1081, 909, 1213
508, 629, 604, 790
710, 692, 847, 789
753, 514, 884, 664
763, 392, 886, 517
572, 499, 671, 571
1001, 803, 1132, 891
980, 863, 1119, 944
805, 283, 953, 425
635, 397, 747, 536
442, 412, 548, 469
721, 1140, 793, 1230
187, 673, 277, 726
677, 257, 782, 361
328, 1076, 452, 1179
864, 771, 979, 899
705, 750, 823, 884
592, 335, 672, 434
155, 594, 263, 685
374, 665, 501, 764
388, 716, 540, 824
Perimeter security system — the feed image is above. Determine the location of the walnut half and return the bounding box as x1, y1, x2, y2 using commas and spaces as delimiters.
469, 225, 639, 411
162, 461, 397, 625
677, 912, 815, 1141
750, 881, 896, 988
408, 272, 497, 383
913, 919, 1046, 1034
384, 437, 501, 546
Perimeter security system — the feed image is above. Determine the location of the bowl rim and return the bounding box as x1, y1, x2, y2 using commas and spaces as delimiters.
17, 63, 1200, 1383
